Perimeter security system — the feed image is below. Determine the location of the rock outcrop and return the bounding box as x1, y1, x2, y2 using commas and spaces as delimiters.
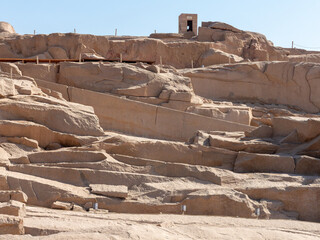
0, 22, 15, 34
182, 61, 320, 113
198, 21, 289, 61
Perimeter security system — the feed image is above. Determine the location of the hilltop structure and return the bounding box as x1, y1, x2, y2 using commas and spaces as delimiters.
178, 13, 198, 36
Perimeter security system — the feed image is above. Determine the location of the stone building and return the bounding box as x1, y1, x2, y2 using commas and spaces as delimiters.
178, 13, 198, 36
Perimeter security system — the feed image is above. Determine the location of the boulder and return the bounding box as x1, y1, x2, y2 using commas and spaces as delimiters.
205, 22, 241, 32
208, 133, 278, 154
0, 95, 104, 136
245, 125, 273, 138
51, 201, 73, 210
295, 155, 320, 175
181, 188, 261, 218
0, 63, 22, 76
234, 152, 295, 173
90, 184, 128, 199
0, 77, 17, 97
272, 117, 320, 142
200, 48, 243, 66
0, 120, 95, 148
0, 22, 15, 34
48, 46, 68, 59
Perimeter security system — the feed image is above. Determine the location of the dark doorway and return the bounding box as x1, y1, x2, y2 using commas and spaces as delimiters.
187, 20, 193, 32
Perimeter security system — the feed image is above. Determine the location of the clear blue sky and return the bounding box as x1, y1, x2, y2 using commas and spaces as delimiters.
2, 0, 320, 50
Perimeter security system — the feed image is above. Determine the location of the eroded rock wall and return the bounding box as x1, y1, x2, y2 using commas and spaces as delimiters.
182, 61, 320, 113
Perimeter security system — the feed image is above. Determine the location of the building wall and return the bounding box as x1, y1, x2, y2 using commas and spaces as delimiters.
179, 14, 198, 35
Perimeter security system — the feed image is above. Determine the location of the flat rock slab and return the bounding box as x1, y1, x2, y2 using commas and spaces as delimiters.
51, 201, 72, 210
90, 184, 128, 199
234, 152, 295, 173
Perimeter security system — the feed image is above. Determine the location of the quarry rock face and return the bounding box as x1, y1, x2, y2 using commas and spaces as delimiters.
182, 61, 320, 113
0, 21, 319, 238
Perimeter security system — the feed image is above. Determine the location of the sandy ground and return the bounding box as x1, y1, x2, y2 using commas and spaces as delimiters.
1, 206, 319, 240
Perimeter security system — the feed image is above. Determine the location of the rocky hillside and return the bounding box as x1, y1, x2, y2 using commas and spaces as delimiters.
0, 22, 319, 238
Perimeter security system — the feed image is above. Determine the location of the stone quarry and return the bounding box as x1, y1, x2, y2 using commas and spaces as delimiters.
0, 17, 319, 239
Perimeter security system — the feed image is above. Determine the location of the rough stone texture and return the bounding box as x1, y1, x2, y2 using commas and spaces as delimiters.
51, 201, 72, 210
186, 104, 252, 125
0, 200, 26, 217
0, 22, 15, 34
0, 215, 24, 235
90, 184, 128, 199
208, 132, 278, 154
181, 188, 259, 218
200, 48, 244, 66
198, 22, 288, 61
182, 61, 320, 113
295, 155, 320, 175
58, 62, 194, 99
0, 95, 104, 136
272, 117, 320, 141
0, 190, 28, 203
48, 46, 68, 59
27, 150, 107, 164
234, 152, 295, 173
15, 63, 58, 83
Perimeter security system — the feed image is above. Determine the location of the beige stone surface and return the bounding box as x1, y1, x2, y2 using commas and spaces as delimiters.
0, 22, 15, 34
0, 190, 28, 203
0, 206, 318, 239
15, 63, 58, 83
0, 200, 26, 217
182, 61, 320, 113
90, 184, 128, 198
295, 155, 320, 175
58, 62, 194, 100
51, 201, 72, 210
208, 132, 278, 154
27, 150, 107, 164
68, 85, 253, 141
0, 215, 24, 235
198, 22, 288, 61
234, 152, 295, 173
200, 48, 243, 66
0, 95, 104, 136
273, 116, 320, 141
48, 47, 68, 59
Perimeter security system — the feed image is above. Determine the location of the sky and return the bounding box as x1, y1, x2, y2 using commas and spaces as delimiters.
1, 0, 320, 50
